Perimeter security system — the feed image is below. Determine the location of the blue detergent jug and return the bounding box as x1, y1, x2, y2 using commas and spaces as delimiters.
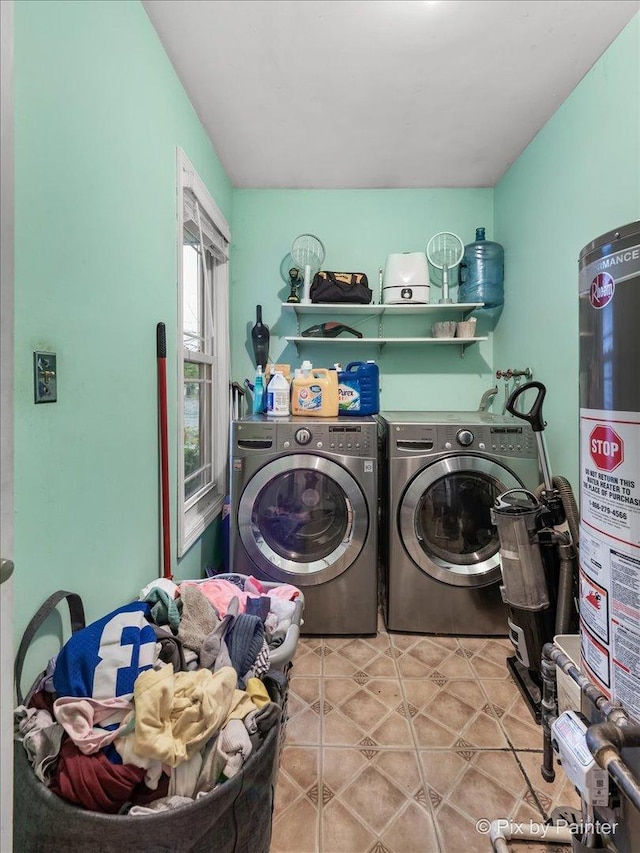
337, 361, 380, 416
458, 227, 504, 308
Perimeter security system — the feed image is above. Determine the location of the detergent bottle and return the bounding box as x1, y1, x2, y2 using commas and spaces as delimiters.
337, 361, 380, 415
291, 362, 339, 417
252, 365, 265, 415
266, 368, 290, 417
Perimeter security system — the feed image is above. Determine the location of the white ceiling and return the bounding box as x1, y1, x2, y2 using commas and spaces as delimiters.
143, 0, 638, 189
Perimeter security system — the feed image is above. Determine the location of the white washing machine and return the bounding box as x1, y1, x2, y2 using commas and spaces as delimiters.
380, 411, 541, 635
230, 415, 378, 635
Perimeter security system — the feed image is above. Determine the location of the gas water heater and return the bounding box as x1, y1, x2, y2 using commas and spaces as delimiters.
578, 221, 640, 717
578, 221, 640, 852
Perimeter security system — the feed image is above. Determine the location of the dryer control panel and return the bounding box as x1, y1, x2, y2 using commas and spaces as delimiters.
387, 421, 536, 460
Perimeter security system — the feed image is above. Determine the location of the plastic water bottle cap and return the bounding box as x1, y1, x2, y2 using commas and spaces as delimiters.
476, 227, 486, 241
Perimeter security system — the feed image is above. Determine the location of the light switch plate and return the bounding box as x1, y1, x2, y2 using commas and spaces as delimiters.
34, 351, 57, 403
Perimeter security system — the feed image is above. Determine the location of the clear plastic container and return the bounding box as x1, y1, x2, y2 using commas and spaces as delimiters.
458, 227, 504, 308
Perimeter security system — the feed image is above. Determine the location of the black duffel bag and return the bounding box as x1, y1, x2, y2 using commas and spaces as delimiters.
310, 271, 372, 304
13, 590, 283, 853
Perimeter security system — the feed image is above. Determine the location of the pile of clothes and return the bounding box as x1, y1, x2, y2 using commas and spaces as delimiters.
14, 574, 301, 815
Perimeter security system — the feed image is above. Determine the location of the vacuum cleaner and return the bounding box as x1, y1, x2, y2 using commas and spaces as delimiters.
301, 321, 362, 339
491, 381, 580, 722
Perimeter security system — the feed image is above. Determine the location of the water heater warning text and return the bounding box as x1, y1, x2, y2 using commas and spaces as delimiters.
581, 411, 640, 544
590, 425, 624, 472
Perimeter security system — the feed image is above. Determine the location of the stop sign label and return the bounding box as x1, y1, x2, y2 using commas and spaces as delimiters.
590, 425, 624, 471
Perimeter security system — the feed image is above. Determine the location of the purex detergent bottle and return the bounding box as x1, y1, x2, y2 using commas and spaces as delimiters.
337, 361, 380, 416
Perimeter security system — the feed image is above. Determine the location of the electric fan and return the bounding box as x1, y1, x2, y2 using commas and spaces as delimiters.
426, 232, 464, 304
291, 234, 325, 304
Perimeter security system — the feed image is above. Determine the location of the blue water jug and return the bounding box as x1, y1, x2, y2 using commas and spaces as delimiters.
458, 227, 504, 308
337, 361, 380, 416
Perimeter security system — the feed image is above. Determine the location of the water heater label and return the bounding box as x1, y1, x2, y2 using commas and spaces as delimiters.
580, 408, 640, 719
579, 568, 609, 643
579, 243, 640, 296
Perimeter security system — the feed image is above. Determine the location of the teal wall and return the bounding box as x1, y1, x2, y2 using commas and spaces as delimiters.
494, 15, 640, 489
14, 0, 230, 673
231, 190, 496, 410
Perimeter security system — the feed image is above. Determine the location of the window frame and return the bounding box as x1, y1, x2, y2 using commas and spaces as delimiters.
177, 149, 230, 557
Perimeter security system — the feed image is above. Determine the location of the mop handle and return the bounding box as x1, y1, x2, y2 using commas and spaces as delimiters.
156, 322, 172, 580
506, 381, 553, 491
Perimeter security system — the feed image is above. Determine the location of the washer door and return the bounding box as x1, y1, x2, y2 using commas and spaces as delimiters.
238, 453, 368, 586
399, 455, 522, 588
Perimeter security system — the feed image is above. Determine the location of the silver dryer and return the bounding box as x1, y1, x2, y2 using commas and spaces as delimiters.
381, 411, 541, 635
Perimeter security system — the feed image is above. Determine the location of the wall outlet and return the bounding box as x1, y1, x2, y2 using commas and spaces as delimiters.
34, 351, 57, 403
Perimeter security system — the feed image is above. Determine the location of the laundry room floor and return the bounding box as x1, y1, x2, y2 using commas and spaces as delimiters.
270, 613, 579, 853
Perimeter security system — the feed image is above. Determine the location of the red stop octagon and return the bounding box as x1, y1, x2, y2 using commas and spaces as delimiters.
589, 424, 624, 472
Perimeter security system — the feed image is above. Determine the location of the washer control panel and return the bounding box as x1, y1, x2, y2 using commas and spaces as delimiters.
233, 418, 378, 458
295, 428, 312, 445
284, 422, 376, 456
456, 429, 474, 447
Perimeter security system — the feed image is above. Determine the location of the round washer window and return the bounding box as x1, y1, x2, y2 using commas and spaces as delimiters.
253, 469, 352, 562
415, 471, 501, 566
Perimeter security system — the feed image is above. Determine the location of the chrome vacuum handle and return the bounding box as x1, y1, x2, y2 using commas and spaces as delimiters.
506, 381, 553, 490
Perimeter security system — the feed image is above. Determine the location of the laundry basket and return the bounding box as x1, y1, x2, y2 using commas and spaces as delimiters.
13, 582, 303, 853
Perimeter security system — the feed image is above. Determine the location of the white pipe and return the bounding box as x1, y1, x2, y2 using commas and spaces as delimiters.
489, 820, 573, 851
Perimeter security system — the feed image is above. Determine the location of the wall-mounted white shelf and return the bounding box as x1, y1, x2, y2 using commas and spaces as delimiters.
284, 335, 487, 356
281, 302, 483, 317
281, 301, 486, 357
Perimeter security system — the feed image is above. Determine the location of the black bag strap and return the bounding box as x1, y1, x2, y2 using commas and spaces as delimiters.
14, 590, 86, 705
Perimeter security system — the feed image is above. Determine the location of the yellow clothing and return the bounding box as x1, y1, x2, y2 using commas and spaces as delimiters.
224, 678, 271, 721
246, 677, 271, 709
132, 665, 237, 767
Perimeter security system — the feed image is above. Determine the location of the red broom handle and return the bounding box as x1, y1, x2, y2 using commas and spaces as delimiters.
156, 323, 172, 580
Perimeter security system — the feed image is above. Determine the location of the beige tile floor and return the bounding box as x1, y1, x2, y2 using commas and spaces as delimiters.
271, 614, 579, 853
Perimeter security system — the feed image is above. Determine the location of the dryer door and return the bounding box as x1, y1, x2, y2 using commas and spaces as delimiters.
399, 455, 522, 587
238, 453, 368, 586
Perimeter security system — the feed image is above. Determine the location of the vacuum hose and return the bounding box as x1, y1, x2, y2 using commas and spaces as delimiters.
552, 476, 579, 636
555, 542, 574, 635
553, 475, 580, 550
535, 476, 579, 635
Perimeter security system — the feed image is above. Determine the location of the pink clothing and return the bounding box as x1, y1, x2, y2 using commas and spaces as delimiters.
53, 696, 133, 755
245, 576, 300, 601
181, 578, 247, 617
181, 577, 300, 618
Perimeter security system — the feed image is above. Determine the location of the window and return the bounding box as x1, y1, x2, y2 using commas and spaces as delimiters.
177, 149, 230, 555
